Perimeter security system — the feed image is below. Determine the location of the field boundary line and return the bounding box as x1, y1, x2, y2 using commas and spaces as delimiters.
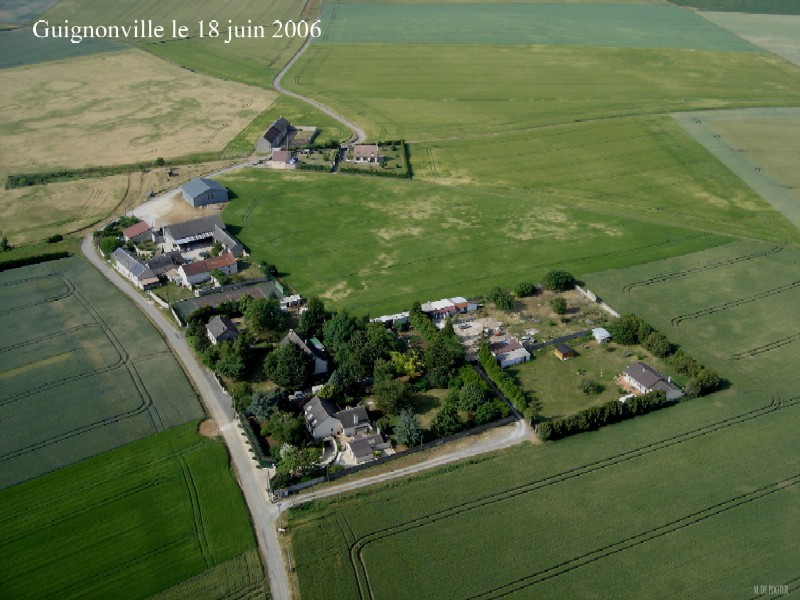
348, 395, 800, 600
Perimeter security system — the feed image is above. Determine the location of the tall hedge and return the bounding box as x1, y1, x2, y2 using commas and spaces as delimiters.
0, 251, 71, 271
477, 341, 533, 418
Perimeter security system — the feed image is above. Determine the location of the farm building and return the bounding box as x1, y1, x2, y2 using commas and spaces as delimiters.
172, 280, 286, 323
269, 149, 294, 168
163, 215, 225, 250
370, 311, 410, 328
345, 434, 389, 465
256, 117, 291, 153
145, 251, 185, 278
206, 315, 239, 345
420, 297, 479, 322
554, 343, 576, 360
177, 252, 237, 287
337, 406, 371, 437
592, 327, 612, 343
212, 225, 245, 257
304, 397, 342, 439
111, 248, 160, 290
121, 220, 153, 243
181, 178, 229, 207
280, 330, 329, 376
352, 144, 380, 163
490, 338, 531, 368
618, 362, 684, 402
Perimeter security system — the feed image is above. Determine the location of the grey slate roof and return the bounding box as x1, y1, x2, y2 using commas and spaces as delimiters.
146, 251, 184, 275
623, 362, 681, 394
348, 437, 374, 460
304, 397, 338, 427
181, 177, 226, 200
212, 225, 244, 255
112, 248, 156, 280
163, 215, 225, 243
281, 330, 328, 362
206, 315, 239, 342
336, 406, 369, 429
264, 118, 290, 144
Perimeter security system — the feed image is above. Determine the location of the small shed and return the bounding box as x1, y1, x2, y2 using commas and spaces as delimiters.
554, 343, 576, 361
592, 327, 612, 343
181, 178, 229, 207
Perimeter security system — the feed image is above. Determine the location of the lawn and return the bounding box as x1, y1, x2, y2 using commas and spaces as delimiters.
315, 2, 756, 50
285, 44, 800, 141
0, 422, 260, 600
287, 241, 800, 600
0, 256, 203, 489
221, 168, 729, 314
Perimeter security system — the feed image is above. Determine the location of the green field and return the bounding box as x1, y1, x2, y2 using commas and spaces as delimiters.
0, 27, 125, 68
44, 0, 308, 87
287, 44, 800, 141
221, 168, 730, 314
0, 422, 260, 600
670, 0, 800, 14
0, 0, 61, 24
288, 240, 800, 599
0, 256, 203, 489
316, 3, 756, 50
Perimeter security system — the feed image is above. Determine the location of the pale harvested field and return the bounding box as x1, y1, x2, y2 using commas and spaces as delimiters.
700, 12, 800, 67
0, 49, 276, 171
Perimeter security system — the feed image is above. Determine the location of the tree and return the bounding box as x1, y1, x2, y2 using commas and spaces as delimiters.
373, 358, 397, 384
373, 378, 413, 416
267, 412, 307, 446
47, 234, 63, 244
580, 379, 602, 395
231, 381, 253, 413
514, 281, 537, 297
249, 389, 285, 420
489, 286, 514, 312
210, 268, 229, 286
264, 343, 314, 389
298, 297, 326, 339
0, 236, 9, 252
329, 362, 360, 399
692, 368, 720, 397
607, 314, 641, 345
395, 409, 423, 446
391, 350, 422, 378
99, 236, 123, 256
210, 240, 223, 257
474, 400, 504, 425
155, 156, 165, 166
430, 403, 464, 438
276, 444, 320, 477
458, 382, 486, 412
543, 270, 576, 292
322, 311, 364, 354
550, 297, 567, 315
245, 298, 285, 337
214, 341, 246, 379
643, 331, 671, 357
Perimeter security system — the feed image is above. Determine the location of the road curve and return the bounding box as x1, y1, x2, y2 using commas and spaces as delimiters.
272, 4, 367, 145
80, 236, 291, 600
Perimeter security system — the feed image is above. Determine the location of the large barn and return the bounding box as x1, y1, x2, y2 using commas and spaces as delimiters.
181, 178, 229, 207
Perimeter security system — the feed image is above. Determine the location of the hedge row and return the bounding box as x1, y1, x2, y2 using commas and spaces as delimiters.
338, 166, 410, 179
477, 341, 532, 418
296, 163, 329, 172
536, 390, 667, 441
238, 414, 272, 468
408, 305, 440, 343
0, 251, 71, 271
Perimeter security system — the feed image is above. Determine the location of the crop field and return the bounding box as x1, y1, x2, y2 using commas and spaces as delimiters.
670, 0, 800, 14
0, 0, 61, 24
699, 11, 800, 68
221, 168, 732, 313
287, 44, 800, 141
288, 239, 800, 599
0, 49, 275, 172
0, 256, 202, 489
673, 108, 800, 230
0, 422, 260, 600
44, 0, 309, 87
0, 27, 124, 69
316, 2, 755, 50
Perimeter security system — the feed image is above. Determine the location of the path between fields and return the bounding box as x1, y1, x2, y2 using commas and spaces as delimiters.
272, 1, 366, 145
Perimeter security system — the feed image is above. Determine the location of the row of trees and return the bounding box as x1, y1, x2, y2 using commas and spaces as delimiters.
477, 341, 535, 419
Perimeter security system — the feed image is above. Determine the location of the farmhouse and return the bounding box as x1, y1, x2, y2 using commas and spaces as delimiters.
337, 406, 371, 437
490, 338, 531, 368
177, 252, 237, 287
352, 144, 380, 163
592, 327, 612, 343
257, 117, 291, 153
280, 330, 328, 376
304, 397, 342, 439
181, 178, 229, 207
206, 315, 239, 345
345, 434, 389, 465
163, 215, 225, 250
554, 343, 576, 360
121, 220, 153, 243
111, 248, 160, 290
618, 362, 684, 402
145, 251, 185, 279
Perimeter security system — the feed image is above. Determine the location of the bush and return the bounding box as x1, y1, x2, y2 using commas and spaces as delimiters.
489, 286, 514, 312
580, 379, 602, 395
550, 297, 567, 315
643, 331, 671, 357
514, 281, 537, 297
46, 234, 64, 244
542, 270, 576, 292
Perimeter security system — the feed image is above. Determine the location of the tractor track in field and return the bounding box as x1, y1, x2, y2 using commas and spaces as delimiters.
728, 331, 800, 360
0, 276, 74, 316
177, 455, 213, 568
347, 395, 800, 600
0, 323, 100, 352
622, 245, 784, 292
671, 280, 800, 326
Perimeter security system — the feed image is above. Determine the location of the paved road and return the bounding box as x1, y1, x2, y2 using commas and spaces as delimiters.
80, 236, 291, 600
287, 419, 534, 507
272, 4, 366, 145
530, 329, 590, 352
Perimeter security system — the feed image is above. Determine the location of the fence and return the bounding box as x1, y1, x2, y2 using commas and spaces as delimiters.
148, 291, 169, 309
575, 285, 620, 318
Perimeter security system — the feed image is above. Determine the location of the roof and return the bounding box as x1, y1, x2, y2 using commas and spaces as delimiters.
623, 362, 681, 393
212, 225, 243, 253
281, 330, 327, 361
498, 347, 531, 363
180, 252, 236, 277
592, 327, 611, 340
181, 177, 226, 200
491, 338, 523, 355
122, 221, 150, 239
304, 397, 338, 427
336, 406, 369, 428
271, 149, 291, 163
353, 144, 379, 159
206, 315, 239, 340
164, 215, 225, 243
264, 118, 290, 144
146, 250, 184, 275
112, 248, 156, 280
554, 343, 575, 355
347, 437, 374, 459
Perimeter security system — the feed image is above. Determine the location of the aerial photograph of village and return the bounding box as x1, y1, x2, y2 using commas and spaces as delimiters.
1, 0, 799, 598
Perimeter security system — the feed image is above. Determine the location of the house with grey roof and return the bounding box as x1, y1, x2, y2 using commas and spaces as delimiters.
304, 397, 342, 439
181, 178, 229, 207
345, 433, 389, 465
212, 225, 244, 257
111, 248, 160, 290
336, 406, 371, 437
206, 315, 240, 345
618, 362, 684, 402
145, 251, 185, 278
256, 117, 291, 154
280, 330, 328, 376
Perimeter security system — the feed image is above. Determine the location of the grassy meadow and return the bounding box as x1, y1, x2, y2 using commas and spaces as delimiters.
0, 256, 203, 489
221, 168, 729, 314
0, 422, 259, 600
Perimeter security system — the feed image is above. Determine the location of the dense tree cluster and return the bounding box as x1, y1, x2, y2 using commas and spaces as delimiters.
542, 270, 576, 292
489, 286, 514, 312
514, 281, 537, 298
478, 341, 534, 419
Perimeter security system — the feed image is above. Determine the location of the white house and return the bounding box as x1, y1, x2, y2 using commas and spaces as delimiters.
177, 252, 237, 287
206, 315, 239, 345
345, 434, 390, 464
336, 406, 371, 437
618, 362, 684, 402
352, 144, 379, 163
111, 248, 160, 290
304, 397, 342, 439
